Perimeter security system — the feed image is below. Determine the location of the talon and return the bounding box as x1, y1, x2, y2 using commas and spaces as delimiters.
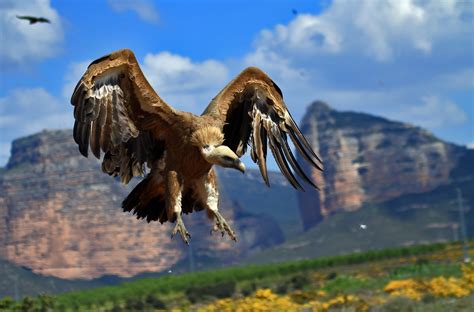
211, 211, 238, 241
171, 213, 191, 244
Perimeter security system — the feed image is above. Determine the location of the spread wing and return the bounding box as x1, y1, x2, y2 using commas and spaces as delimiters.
203, 67, 322, 190
71, 49, 179, 184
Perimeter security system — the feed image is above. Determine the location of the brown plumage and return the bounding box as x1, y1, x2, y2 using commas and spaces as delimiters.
71, 49, 322, 244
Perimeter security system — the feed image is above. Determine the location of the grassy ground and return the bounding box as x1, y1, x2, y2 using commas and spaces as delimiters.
1, 241, 473, 311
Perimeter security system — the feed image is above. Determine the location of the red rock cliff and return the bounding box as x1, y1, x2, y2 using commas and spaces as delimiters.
297, 102, 467, 230
0, 130, 283, 279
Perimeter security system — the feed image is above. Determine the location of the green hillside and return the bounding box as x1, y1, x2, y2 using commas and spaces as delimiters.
1, 242, 473, 311
243, 177, 474, 264
0, 259, 110, 300
0, 259, 175, 300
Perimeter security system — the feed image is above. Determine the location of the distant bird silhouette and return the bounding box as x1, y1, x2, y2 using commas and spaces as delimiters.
292, 9, 298, 15
16, 15, 51, 24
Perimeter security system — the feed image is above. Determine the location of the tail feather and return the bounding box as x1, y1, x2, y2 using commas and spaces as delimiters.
122, 173, 168, 223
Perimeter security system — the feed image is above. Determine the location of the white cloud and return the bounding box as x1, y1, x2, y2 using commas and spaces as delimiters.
142, 52, 229, 112
62, 52, 229, 116
61, 51, 229, 114
62, 60, 92, 99
248, 0, 471, 63
0, 88, 72, 166
107, 0, 159, 24
0, 0, 63, 69
467, 142, 474, 150
242, 0, 472, 135
393, 96, 467, 128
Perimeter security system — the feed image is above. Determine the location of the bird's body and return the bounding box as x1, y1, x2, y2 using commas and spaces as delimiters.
16, 15, 51, 24
71, 49, 322, 244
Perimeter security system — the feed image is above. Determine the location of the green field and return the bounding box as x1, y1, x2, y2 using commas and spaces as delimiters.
1, 241, 473, 311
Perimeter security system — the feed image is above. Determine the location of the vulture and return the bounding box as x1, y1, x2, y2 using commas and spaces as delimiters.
71, 49, 322, 244
16, 15, 51, 24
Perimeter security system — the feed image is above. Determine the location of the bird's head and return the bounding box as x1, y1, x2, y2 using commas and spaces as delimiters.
201, 145, 246, 173
191, 127, 246, 173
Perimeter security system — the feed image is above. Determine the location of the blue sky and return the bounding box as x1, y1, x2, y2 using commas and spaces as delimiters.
0, 0, 473, 169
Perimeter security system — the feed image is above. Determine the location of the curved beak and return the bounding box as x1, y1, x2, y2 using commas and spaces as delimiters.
234, 160, 246, 174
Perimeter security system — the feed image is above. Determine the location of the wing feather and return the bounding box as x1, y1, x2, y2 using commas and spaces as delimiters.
268, 134, 302, 190
71, 49, 180, 183
203, 67, 322, 190
280, 135, 319, 190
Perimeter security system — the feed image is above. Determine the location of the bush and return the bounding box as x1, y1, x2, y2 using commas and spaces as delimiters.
185, 281, 236, 303
37, 294, 55, 312
326, 272, 338, 280
109, 303, 123, 312
144, 294, 166, 309
124, 298, 145, 311
290, 274, 311, 290
241, 282, 257, 297
275, 282, 288, 294
0, 296, 14, 310
19, 296, 36, 312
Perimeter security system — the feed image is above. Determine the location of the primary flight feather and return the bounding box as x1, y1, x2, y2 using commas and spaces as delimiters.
71, 49, 322, 244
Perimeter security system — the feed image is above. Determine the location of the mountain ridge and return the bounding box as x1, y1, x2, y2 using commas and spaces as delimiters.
297, 101, 470, 229
1, 101, 472, 284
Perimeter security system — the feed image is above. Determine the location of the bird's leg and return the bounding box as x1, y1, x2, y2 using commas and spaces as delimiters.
210, 210, 237, 241
172, 213, 190, 244
166, 171, 191, 244
195, 170, 237, 241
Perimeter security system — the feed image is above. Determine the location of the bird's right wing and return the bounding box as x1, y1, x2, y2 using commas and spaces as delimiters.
71, 49, 180, 183
203, 67, 322, 190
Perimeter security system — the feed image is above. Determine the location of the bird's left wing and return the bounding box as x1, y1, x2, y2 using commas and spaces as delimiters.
71, 49, 180, 183
202, 67, 322, 190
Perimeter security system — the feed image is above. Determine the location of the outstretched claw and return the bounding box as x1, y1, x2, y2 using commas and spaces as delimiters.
211, 211, 237, 241
171, 214, 191, 244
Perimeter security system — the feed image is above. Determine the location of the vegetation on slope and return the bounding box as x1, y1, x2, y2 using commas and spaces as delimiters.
1, 241, 473, 311
244, 178, 474, 264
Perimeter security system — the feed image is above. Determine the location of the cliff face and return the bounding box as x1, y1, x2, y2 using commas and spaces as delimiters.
0, 130, 283, 279
298, 102, 469, 230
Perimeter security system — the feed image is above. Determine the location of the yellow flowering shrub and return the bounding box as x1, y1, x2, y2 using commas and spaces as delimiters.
427, 276, 469, 297
198, 289, 372, 312
461, 263, 474, 290
199, 263, 474, 311
312, 272, 327, 283
425, 264, 474, 298
290, 289, 327, 304
383, 264, 474, 301
321, 294, 368, 311
383, 279, 424, 300
198, 288, 300, 312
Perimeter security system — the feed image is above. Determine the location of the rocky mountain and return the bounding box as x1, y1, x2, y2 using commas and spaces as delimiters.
0, 130, 285, 280
1, 102, 472, 283
245, 173, 474, 264
297, 101, 471, 230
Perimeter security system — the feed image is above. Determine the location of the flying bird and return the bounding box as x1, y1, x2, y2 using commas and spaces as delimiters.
16, 15, 51, 24
71, 49, 322, 244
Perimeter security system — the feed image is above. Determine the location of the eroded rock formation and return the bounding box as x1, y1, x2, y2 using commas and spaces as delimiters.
298, 102, 468, 230
0, 130, 283, 279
